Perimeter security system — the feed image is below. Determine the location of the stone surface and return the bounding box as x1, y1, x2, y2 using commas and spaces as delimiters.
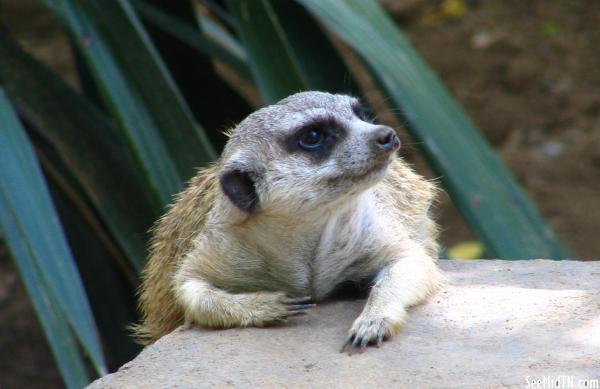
89, 260, 600, 388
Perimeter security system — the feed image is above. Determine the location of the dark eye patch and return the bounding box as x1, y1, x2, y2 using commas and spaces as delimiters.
351, 101, 374, 123
281, 116, 347, 163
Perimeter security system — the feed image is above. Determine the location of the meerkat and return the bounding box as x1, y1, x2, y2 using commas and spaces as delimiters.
135, 91, 442, 354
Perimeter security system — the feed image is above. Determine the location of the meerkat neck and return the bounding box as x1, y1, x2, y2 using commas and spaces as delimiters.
227, 189, 375, 262
260, 189, 372, 234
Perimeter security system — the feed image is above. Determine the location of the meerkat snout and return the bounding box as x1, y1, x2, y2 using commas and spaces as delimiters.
373, 126, 401, 152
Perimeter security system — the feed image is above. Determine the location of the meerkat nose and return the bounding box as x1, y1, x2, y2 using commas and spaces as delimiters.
374, 126, 401, 152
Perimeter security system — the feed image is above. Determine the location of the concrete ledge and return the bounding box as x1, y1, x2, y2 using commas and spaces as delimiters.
89, 260, 600, 388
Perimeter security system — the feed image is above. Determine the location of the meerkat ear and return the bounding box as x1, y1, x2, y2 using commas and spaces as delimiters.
219, 166, 259, 213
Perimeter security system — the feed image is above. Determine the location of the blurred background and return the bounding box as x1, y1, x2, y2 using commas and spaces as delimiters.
0, 0, 598, 387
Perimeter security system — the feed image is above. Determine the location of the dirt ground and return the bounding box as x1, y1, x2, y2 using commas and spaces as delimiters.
0, 0, 598, 387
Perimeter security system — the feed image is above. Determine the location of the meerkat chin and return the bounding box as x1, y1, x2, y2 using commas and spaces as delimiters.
135, 91, 442, 355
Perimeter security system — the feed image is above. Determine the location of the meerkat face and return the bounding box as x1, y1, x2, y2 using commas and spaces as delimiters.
219, 91, 400, 215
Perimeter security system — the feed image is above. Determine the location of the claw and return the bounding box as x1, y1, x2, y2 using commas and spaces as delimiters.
282, 296, 313, 305
340, 335, 354, 353
360, 336, 370, 351
376, 333, 384, 348
376, 326, 389, 348
348, 335, 362, 355
286, 310, 309, 317
342, 318, 393, 355
340, 334, 367, 355
287, 303, 316, 311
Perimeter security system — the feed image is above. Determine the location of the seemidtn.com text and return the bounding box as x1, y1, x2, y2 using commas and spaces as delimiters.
526, 375, 600, 389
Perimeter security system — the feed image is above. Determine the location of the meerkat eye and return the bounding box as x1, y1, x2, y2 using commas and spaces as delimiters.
298, 129, 324, 150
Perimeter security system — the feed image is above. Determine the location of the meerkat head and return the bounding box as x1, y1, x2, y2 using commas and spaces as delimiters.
219, 91, 400, 216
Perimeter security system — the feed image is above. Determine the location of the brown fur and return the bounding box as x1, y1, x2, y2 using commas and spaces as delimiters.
134, 163, 221, 344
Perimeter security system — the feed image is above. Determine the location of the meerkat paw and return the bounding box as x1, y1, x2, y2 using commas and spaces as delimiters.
340, 312, 405, 355
243, 293, 315, 327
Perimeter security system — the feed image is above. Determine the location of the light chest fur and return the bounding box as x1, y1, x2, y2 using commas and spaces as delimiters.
197, 189, 384, 300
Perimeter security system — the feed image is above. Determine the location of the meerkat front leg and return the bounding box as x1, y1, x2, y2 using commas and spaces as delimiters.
341, 242, 442, 354
174, 252, 314, 329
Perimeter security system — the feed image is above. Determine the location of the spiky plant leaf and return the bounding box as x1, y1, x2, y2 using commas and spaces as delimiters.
40, 0, 217, 204
0, 34, 157, 271
133, 0, 251, 80
0, 87, 105, 385
226, 0, 357, 103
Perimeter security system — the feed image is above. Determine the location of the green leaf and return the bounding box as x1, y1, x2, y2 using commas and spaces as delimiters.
0, 87, 106, 383
133, 0, 252, 80
226, 0, 357, 103
195, 8, 246, 63
298, 0, 570, 259
44, 168, 140, 368
268, 1, 358, 95
198, 0, 236, 28
0, 34, 158, 271
8, 253, 89, 389
41, 0, 217, 204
